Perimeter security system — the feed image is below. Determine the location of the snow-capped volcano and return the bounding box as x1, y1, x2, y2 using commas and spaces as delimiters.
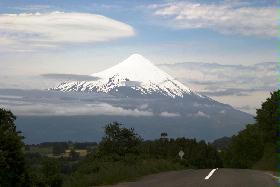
52, 54, 203, 98
32, 54, 255, 143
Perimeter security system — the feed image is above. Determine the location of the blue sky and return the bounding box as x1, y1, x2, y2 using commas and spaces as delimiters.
0, 0, 278, 114
0, 0, 278, 70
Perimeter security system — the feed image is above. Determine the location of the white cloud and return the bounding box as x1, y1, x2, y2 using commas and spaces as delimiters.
151, 2, 278, 38
0, 37, 15, 45
139, 104, 149, 110
219, 110, 226, 114
193, 111, 210, 118
1, 102, 153, 117
186, 111, 210, 118
0, 12, 135, 50
159, 111, 180, 117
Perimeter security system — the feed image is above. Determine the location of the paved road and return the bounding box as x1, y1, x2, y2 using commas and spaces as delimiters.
101, 169, 279, 187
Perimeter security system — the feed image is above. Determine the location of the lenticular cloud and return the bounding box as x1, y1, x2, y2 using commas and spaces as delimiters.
0, 12, 135, 49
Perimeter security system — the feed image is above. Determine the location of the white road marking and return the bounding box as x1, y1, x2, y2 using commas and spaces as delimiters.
266, 172, 280, 182
205, 168, 218, 180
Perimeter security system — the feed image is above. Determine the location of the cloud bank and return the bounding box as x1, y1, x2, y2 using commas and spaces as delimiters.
0, 89, 153, 117
160, 62, 278, 96
151, 1, 278, 38
7, 103, 153, 117
0, 12, 135, 50
160, 61, 278, 114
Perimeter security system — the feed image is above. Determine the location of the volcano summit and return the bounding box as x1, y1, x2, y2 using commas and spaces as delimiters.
52, 54, 203, 98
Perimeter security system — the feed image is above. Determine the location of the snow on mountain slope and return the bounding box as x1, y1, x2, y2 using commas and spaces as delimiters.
52, 54, 204, 98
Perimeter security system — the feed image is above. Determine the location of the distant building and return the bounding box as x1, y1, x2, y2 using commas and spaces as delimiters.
64, 149, 88, 157
160, 132, 168, 140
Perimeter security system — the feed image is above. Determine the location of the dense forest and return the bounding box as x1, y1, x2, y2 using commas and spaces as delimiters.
0, 90, 278, 186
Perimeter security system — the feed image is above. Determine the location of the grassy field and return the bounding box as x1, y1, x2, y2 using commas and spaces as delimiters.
28, 146, 53, 155
63, 159, 184, 187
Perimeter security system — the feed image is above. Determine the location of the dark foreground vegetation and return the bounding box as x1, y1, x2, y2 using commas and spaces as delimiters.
221, 90, 279, 171
0, 90, 278, 186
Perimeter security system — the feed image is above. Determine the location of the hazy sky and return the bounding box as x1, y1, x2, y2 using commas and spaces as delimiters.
0, 0, 278, 114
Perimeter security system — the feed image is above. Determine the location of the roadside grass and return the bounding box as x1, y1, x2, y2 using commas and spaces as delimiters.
63, 159, 184, 187
253, 144, 279, 172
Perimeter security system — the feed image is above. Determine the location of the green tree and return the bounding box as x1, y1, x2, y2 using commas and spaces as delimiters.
222, 90, 279, 170
256, 91, 279, 146
99, 122, 142, 158
52, 143, 68, 156
0, 108, 30, 186
254, 90, 279, 170
223, 124, 263, 168
41, 158, 62, 187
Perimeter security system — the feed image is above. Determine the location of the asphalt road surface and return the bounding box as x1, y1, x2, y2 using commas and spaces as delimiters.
101, 169, 279, 187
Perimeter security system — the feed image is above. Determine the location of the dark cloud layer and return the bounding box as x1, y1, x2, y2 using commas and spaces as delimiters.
41, 74, 100, 81
199, 88, 274, 97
